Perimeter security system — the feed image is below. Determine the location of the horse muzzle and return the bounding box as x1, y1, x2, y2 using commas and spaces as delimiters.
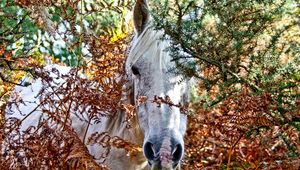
143, 137, 184, 170
149, 161, 180, 170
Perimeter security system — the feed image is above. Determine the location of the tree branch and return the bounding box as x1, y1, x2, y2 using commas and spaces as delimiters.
0, 72, 30, 87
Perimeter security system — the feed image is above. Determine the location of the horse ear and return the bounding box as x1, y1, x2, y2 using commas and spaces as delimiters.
133, 0, 150, 35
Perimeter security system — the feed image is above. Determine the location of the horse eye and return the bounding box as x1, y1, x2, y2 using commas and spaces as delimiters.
131, 65, 140, 75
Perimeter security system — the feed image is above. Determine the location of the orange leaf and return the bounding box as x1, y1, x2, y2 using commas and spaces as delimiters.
0, 46, 5, 56
6, 51, 12, 60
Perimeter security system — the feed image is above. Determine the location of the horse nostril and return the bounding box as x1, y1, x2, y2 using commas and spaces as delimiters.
172, 144, 183, 163
144, 142, 156, 160
172, 162, 179, 169
144, 140, 184, 166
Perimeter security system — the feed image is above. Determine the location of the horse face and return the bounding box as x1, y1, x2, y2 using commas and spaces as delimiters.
126, 1, 190, 169
131, 59, 188, 169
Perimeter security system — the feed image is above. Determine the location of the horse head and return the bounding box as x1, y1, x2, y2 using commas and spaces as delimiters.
126, 0, 191, 169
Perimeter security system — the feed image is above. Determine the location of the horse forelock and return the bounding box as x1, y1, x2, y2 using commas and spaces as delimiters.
126, 25, 170, 75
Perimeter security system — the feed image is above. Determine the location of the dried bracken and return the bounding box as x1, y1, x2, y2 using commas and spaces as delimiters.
1, 0, 300, 169
1, 33, 135, 170
183, 86, 300, 170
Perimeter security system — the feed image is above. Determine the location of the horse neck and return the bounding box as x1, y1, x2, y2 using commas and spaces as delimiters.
106, 79, 144, 146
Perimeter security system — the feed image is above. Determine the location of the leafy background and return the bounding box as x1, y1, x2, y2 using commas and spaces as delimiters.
0, 0, 299, 169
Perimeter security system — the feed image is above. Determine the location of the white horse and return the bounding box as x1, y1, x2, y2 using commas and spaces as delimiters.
4, 0, 191, 169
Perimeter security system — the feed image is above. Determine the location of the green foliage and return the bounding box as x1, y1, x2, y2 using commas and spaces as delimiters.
1, 0, 299, 169
0, 0, 134, 112
0, 0, 135, 94
0, 0, 134, 67
151, 0, 299, 168
151, 0, 299, 115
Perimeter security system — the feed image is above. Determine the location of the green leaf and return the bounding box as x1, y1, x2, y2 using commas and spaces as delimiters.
14, 49, 23, 57
0, 0, 7, 7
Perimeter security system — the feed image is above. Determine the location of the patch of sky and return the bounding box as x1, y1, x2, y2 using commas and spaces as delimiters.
58, 23, 67, 33
16, 9, 24, 21
82, 43, 91, 56
75, 25, 81, 33
83, 19, 89, 27
86, 0, 92, 11
40, 47, 47, 53
32, 34, 38, 41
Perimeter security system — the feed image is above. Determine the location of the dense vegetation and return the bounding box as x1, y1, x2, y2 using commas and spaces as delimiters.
0, 0, 299, 169
150, 0, 300, 169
